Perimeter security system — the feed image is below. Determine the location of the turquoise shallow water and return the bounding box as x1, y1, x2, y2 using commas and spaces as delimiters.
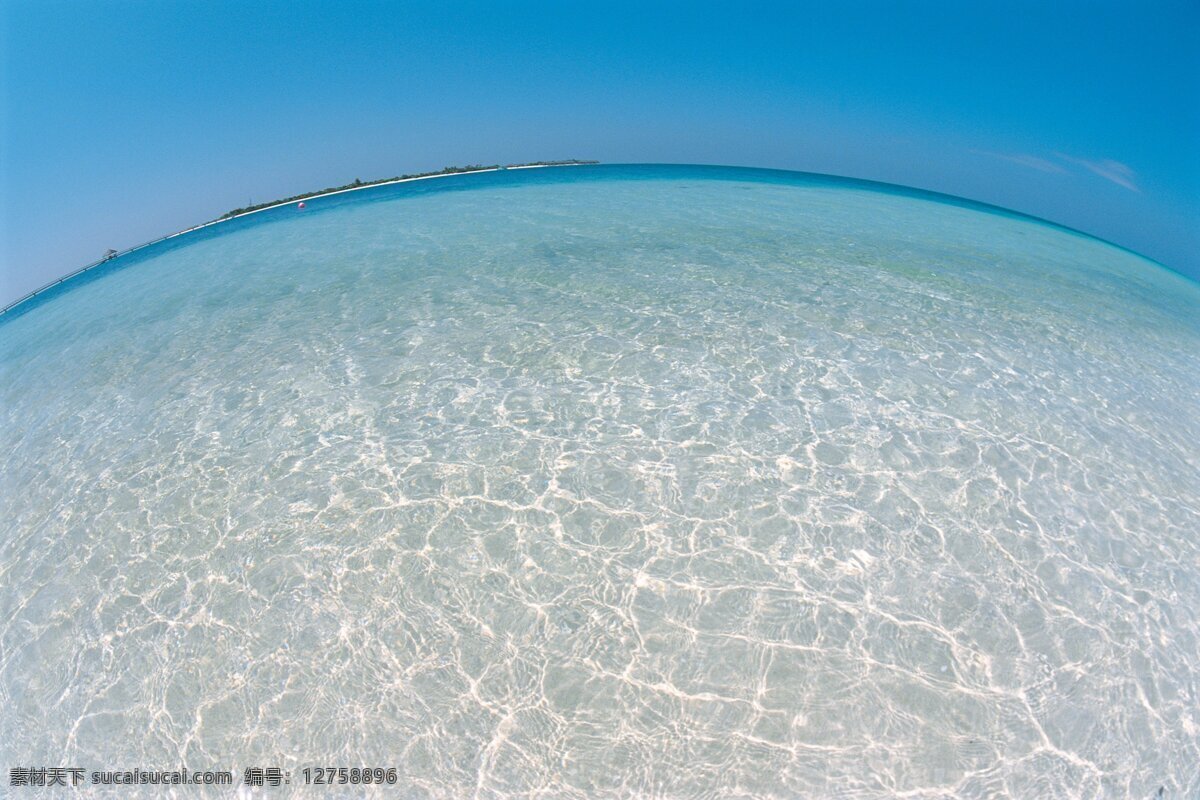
2, 164, 1199, 798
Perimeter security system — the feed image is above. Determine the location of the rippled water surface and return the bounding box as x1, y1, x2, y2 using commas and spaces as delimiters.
2, 165, 1199, 798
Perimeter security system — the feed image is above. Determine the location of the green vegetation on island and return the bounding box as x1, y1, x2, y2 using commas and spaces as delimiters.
220, 160, 599, 219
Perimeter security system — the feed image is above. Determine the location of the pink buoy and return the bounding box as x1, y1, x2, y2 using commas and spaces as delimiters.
297, 201, 306, 209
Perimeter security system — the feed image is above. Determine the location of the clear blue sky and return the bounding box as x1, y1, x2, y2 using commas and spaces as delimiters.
2, 1, 1198, 304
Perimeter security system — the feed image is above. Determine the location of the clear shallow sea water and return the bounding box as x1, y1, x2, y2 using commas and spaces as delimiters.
1, 164, 1198, 798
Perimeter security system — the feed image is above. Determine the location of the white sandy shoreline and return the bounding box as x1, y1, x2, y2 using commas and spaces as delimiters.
171, 162, 587, 235
1, 163, 588, 316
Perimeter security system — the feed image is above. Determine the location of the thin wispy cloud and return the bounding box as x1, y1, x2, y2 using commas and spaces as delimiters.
976, 150, 1140, 192
974, 150, 1067, 174
1055, 154, 1140, 192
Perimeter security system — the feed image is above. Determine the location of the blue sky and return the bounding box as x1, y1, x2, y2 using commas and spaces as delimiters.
2, 1, 1197, 304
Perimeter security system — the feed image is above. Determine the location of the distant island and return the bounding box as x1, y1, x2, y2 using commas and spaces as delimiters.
0, 160, 598, 317
220, 160, 599, 219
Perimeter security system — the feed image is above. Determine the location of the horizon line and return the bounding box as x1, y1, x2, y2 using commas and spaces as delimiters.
2, 161, 1193, 320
